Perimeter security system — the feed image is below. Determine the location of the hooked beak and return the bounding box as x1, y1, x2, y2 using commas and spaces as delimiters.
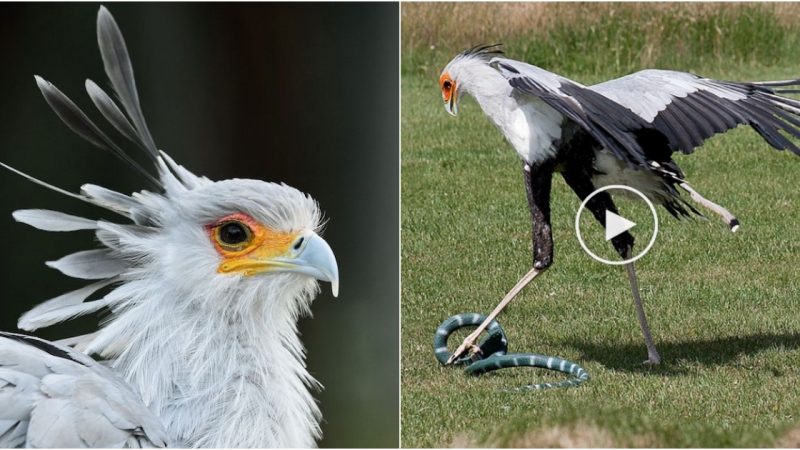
444, 89, 458, 116
270, 231, 340, 297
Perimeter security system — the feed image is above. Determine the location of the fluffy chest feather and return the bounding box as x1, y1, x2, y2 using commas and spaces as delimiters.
86, 277, 323, 448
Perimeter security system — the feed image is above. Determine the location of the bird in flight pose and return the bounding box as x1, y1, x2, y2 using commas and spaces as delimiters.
0, 7, 338, 447
439, 44, 799, 365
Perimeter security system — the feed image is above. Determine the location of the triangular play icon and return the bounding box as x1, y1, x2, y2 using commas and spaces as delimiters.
605, 210, 636, 241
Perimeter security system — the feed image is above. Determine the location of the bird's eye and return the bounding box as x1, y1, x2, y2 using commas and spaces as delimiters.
443, 80, 452, 91
215, 221, 253, 251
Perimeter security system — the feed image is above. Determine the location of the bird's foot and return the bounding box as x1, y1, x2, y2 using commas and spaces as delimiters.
642, 353, 661, 366
445, 336, 483, 365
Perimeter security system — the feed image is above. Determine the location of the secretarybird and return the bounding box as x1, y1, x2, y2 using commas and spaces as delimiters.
439, 44, 799, 365
0, 7, 339, 448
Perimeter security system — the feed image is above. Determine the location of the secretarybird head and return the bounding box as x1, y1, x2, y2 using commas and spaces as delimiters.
0, 7, 338, 448
438, 44, 799, 365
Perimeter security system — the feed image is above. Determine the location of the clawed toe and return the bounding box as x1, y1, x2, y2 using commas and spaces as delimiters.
445, 340, 482, 365
642, 355, 661, 366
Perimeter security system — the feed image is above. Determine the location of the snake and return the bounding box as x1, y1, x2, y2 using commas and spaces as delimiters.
434, 313, 590, 390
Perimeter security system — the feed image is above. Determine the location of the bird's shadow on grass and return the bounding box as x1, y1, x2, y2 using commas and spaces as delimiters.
568, 333, 800, 375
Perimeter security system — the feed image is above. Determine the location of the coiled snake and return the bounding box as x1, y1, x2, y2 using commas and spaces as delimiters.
434, 313, 590, 390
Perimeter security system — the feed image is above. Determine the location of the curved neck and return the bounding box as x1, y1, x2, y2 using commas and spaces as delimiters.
456, 60, 514, 116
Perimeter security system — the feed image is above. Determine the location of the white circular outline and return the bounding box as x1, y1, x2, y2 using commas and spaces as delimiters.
574, 184, 659, 265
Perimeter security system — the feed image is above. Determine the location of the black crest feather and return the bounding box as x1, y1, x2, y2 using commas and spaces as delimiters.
457, 43, 504, 61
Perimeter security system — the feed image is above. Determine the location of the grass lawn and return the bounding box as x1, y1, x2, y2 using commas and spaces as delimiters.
401, 64, 800, 447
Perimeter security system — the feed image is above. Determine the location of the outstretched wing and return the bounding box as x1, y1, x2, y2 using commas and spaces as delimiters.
491, 57, 672, 168
0, 333, 169, 448
591, 69, 800, 156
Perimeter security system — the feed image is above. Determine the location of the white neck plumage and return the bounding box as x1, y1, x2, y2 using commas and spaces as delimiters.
456, 59, 514, 114
84, 274, 322, 448
455, 58, 565, 165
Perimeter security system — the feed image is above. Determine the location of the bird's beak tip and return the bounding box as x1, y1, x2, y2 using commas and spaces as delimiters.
295, 232, 339, 298
331, 279, 339, 298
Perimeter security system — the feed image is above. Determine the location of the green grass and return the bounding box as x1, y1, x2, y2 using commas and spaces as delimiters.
401, 7, 800, 444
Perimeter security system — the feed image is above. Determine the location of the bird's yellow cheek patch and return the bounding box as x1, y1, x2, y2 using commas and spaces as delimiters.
207, 213, 298, 277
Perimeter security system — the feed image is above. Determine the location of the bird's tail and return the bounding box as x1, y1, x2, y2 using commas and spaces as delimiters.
749, 78, 800, 94
678, 182, 739, 232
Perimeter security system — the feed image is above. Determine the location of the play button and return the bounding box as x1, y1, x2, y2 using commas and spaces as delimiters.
605, 210, 636, 241
574, 184, 659, 265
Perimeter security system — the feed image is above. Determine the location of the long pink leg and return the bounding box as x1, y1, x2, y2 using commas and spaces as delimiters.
446, 268, 544, 364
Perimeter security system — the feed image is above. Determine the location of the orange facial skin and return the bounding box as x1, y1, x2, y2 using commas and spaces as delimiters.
207, 212, 299, 276
439, 72, 456, 106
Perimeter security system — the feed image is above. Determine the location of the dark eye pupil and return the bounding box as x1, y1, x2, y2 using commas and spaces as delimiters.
220, 222, 248, 245
443, 81, 451, 89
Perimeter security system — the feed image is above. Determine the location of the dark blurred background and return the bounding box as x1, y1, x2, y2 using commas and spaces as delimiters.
0, 4, 398, 447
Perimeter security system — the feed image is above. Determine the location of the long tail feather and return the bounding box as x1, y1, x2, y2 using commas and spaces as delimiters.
679, 182, 739, 232
749, 78, 800, 93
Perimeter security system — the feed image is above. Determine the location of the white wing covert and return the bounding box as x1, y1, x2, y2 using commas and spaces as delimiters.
0, 333, 169, 448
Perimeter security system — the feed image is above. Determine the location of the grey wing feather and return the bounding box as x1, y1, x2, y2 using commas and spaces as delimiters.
0, 419, 28, 448
592, 69, 800, 155
0, 333, 170, 448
